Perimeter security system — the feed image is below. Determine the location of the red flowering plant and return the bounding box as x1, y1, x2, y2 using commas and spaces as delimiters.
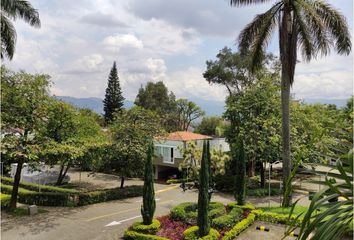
156, 215, 189, 240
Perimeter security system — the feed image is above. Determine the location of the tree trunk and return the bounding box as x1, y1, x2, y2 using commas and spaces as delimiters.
9, 158, 24, 210
260, 162, 265, 188
247, 159, 255, 177
56, 163, 71, 186
279, 5, 293, 207
120, 176, 125, 189
56, 164, 65, 186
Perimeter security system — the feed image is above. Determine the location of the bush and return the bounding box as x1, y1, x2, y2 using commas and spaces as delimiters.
124, 230, 169, 240
183, 226, 220, 240
77, 185, 143, 206
222, 212, 256, 240
1, 184, 35, 195
1, 193, 11, 208
132, 219, 161, 234
252, 210, 302, 226
166, 179, 189, 184
227, 202, 255, 210
170, 202, 225, 225
212, 207, 243, 229
0, 176, 79, 194
247, 187, 281, 196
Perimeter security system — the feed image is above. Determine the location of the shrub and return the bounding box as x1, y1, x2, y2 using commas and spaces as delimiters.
18, 192, 76, 206
170, 202, 225, 225
247, 187, 281, 196
1, 193, 11, 208
183, 226, 220, 240
252, 209, 302, 226
222, 212, 256, 240
124, 230, 169, 240
132, 219, 161, 234
157, 215, 188, 240
227, 202, 255, 211
0, 176, 79, 194
77, 185, 143, 206
166, 179, 190, 184
1, 184, 35, 195
212, 207, 243, 229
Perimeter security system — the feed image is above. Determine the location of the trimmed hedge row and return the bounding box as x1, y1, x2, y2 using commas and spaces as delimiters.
131, 219, 161, 234
212, 206, 243, 229
124, 231, 168, 240
183, 226, 220, 240
247, 187, 281, 197
222, 212, 256, 240
170, 202, 225, 225
1, 176, 79, 194
227, 202, 255, 211
252, 209, 303, 226
1, 193, 11, 208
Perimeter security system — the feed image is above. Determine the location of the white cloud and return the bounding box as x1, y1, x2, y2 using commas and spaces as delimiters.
102, 34, 143, 51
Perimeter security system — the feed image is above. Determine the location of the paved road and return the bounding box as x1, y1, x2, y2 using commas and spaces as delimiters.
1, 184, 233, 240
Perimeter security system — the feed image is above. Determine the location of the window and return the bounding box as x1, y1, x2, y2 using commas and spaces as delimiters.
155, 145, 175, 164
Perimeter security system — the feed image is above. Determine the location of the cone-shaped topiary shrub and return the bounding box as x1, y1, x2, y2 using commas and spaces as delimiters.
234, 139, 246, 205
141, 141, 156, 225
197, 140, 210, 237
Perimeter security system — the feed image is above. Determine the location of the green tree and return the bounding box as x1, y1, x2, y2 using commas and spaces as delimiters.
141, 142, 156, 225
176, 99, 205, 131
1, 67, 50, 209
1, 0, 41, 60
110, 107, 164, 188
231, 0, 351, 207
195, 116, 224, 137
103, 61, 125, 123
197, 141, 210, 237
135, 81, 178, 132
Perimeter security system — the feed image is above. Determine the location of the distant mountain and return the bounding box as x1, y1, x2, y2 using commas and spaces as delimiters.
55, 96, 134, 114
55, 96, 349, 116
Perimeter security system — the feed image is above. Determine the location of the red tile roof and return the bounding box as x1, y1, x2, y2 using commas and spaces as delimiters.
161, 131, 212, 141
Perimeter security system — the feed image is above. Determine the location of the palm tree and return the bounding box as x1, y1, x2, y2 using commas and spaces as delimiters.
1, 0, 41, 60
230, 0, 351, 207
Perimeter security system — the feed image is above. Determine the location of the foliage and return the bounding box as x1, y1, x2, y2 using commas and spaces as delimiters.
221, 212, 255, 240
247, 187, 281, 197
103, 61, 125, 123
260, 206, 308, 216
110, 107, 164, 188
1, 0, 41, 60
197, 141, 211, 237
124, 230, 169, 240
176, 99, 205, 131
156, 215, 189, 240
227, 202, 255, 211
210, 147, 230, 176
252, 210, 302, 226
178, 141, 202, 181
1, 67, 50, 209
141, 142, 156, 225
166, 179, 189, 184
183, 226, 220, 240
286, 150, 353, 240
132, 219, 161, 234
135, 81, 178, 132
211, 207, 243, 229
233, 139, 246, 205
1, 193, 11, 208
194, 116, 225, 137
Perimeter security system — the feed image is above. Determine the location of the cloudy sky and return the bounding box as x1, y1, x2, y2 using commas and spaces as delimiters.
5, 0, 353, 103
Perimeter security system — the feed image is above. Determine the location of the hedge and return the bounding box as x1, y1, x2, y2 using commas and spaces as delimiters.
124, 230, 169, 240
170, 202, 225, 225
166, 179, 189, 184
0, 176, 79, 194
252, 210, 303, 226
227, 202, 255, 211
247, 187, 281, 197
77, 185, 143, 206
131, 219, 161, 234
1, 184, 35, 195
222, 212, 256, 240
212, 206, 243, 229
1, 193, 11, 208
183, 226, 220, 240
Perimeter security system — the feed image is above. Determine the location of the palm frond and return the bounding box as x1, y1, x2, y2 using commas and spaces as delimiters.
312, 0, 351, 55
1, 14, 16, 60
238, 2, 282, 71
13, 0, 41, 27
229, 0, 275, 7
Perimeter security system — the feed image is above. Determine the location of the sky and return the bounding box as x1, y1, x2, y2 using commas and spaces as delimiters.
5, 0, 354, 103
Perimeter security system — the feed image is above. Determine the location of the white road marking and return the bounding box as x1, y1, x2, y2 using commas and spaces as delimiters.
105, 215, 141, 227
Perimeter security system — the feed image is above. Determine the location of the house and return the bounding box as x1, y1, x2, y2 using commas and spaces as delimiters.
153, 131, 229, 180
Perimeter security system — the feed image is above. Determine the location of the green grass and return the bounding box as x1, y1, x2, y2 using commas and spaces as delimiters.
260, 206, 309, 215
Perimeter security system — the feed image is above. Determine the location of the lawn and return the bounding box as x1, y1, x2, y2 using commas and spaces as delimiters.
260, 206, 309, 216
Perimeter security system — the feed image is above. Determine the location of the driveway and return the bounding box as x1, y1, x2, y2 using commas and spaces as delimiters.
1, 183, 232, 240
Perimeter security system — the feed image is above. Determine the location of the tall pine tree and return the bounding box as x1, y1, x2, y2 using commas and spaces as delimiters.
103, 61, 124, 123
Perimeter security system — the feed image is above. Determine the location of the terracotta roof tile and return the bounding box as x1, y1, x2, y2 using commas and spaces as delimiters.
162, 131, 212, 141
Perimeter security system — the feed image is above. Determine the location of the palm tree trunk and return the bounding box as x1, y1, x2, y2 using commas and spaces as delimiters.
279, 5, 293, 207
